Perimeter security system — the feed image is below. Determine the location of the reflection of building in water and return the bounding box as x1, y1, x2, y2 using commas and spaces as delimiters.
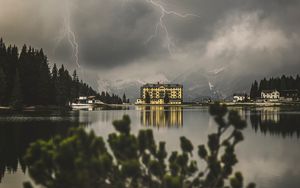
233, 107, 248, 120
250, 107, 300, 138
260, 107, 280, 123
139, 106, 183, 128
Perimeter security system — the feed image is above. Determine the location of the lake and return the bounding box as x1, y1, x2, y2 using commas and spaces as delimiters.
0, 106, 300, 188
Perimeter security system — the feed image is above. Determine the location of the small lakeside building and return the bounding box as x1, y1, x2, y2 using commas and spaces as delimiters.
232, 93, 249, 102
261, 90, 280, 102
260, 89, 299, 102
75, 96, 104, 105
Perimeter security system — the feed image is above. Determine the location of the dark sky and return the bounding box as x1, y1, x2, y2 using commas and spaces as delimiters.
1, 0, 300, 85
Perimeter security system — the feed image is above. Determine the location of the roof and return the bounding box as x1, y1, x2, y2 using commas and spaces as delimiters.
280, 89, 298, 93
142, 83, 183, 88
280, 90, 299, 95
261, 90, 279, 93
233, 93, 246, 96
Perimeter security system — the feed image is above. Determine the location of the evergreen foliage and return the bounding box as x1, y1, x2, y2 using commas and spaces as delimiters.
250, 75, 300, 99
0, 38, 123, 107
164, 93, 170, 104
23, 103, 255, 188
145, 92, 151, 104
0, 66, 7, 104
123, 93, 127, 103
10, 69, 23, 110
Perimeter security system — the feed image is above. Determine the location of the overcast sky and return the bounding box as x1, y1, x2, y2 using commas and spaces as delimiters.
1, 0, 300, 85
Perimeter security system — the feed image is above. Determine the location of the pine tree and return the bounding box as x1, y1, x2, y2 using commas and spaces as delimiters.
280, 75, 287, 90
250, 81, 258, 100
10, 69, 23, 110
56, 65, 69, 106
145, 92, 151, 104
3, 45, 18, 104
164, 93, 170, 104
297, 75, 300, 91
71, 70, 79, 101
122, 93, 127, 103
37, 49, 51, 105
51, 64, 58, 105
0, 67, 7, 105
19, 44, 39, 105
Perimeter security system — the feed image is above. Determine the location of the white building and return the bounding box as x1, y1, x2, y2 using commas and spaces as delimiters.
261, 90, 280, 101
77, 96, 104, 104
233, 94, 246, 102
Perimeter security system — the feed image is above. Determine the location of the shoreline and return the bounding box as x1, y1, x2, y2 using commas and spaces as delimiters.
1, 101, 300, 112
220, 102, 300, 107
0, 105, 71, 112
134, 102, 300, 107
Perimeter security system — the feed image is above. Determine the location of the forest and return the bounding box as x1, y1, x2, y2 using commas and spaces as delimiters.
0, 38, 123, 107
250, 75, 300, 99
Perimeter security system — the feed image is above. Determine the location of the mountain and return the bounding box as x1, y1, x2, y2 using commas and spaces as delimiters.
94, 66, 260, 102
172, 68, 221, 101
97, 73, 169, 102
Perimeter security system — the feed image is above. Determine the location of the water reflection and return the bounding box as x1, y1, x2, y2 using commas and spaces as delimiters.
138, 106, 183, 128
1, 107, 300, 188
0, 111, 81, 182
74, 105, 130, 111
250, 107, 300, 138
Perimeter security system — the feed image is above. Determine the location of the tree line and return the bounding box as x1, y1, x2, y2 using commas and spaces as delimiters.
250, 75, 300, 99
0, 38, 123, 107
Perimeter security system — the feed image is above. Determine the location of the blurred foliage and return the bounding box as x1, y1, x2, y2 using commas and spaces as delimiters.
23, 103, 255, 188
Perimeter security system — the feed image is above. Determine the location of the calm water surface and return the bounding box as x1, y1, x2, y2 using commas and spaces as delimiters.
0, 106, 300, 188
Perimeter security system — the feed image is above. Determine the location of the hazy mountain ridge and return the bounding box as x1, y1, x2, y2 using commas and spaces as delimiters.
96, 68, 226, 102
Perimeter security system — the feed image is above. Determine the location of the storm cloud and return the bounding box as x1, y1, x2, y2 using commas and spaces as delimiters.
1, 0, 300, 95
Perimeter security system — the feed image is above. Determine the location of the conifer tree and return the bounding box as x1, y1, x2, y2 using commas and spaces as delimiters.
71, 70, 79, 101
3, 45, 18, 104
250, 81, 258, 100
51, 64, 58, 105
37, 49, 51, 105
0, 67, 7, 105
56, 65, 69, 106
164, 93, 170, 104
145, 92, 151, 104
10, 69, 23, 110
280, 75, 287, 90
123, 93, 127, 103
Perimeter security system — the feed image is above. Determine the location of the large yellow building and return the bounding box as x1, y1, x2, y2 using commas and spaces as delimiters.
136, 83, 183, 105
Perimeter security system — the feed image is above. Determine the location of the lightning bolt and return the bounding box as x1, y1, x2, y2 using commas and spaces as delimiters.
54, 0, 81, 68
54, 0, 199, 66
144, 0, 200, 54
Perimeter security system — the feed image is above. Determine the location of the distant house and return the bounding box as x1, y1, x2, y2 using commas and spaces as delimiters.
279, 90, 299, 101
233, 93, 248, 102
76, 96, 104, 104
261, 90, 280, 101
